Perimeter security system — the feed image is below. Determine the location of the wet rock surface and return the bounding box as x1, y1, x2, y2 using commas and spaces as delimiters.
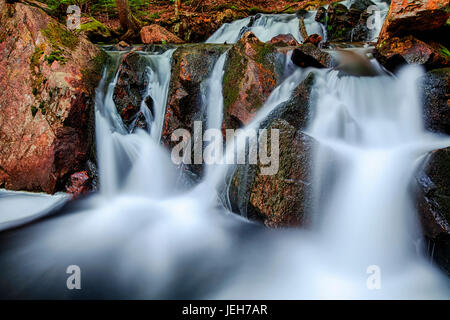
291, 43, 335, 68
113, 51, 151, 130
324, 0, 375, 42
417, 68, 450, 275
227, 74, 315, 227
161, 44, 230, 179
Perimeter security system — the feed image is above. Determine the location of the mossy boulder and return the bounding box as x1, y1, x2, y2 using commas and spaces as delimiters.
78, 18, 117, 43
227, 73, 315, 227
0, 0, 103, 193
161, 44, 230, 180
222, 32, 279, 130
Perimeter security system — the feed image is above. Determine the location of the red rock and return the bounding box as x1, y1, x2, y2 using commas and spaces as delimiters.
0, 0, 103, 193
222, 32, 278, 129
65, 171, 91, 198
268, 34, 300, 47
378, 0, 449, 43
303, 34, 323, 47
140, 24, 184, 44
228, 74, 316, 227
376, 35, 449, 70
161, 45, 229, 180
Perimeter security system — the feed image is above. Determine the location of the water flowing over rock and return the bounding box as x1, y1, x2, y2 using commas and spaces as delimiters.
113, 51, 149, 129
228, 73, 315, 227
206, 13, 325, 44
0, 1, 450, 300
140, 24, 184, 44
222, 32, 279, 129
160, 44, 229, 178
0, 0, 103, 193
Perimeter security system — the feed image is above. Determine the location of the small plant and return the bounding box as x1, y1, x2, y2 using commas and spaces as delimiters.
39, 102, 46, 115
45, 50, 67, 65
149, 13, 160, 19
30, 106, 38, 117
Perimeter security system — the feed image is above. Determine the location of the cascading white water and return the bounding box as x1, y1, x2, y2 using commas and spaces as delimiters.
0, 44, 449, 299
139, 50, 176, 141
95, 50, 175, 198
304, 65, 450, 297
206, 12, 324, 44
206, 1, 389, 45
213, 65, 450, 299
368, 0, 389, 41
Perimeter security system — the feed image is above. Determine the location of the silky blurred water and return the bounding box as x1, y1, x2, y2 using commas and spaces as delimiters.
0, 28, 449, 299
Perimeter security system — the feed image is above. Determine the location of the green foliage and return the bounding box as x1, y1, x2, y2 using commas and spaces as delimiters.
148, 12, 161, 19
439, 45, 450, 57
40, 0, 153, 17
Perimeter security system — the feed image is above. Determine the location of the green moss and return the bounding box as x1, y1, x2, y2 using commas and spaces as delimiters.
32, 88, 38, 96
80, 50, 108, 92
222, 49, 246, 116
79, 18, 112, 38
44, 49, 67, 64
42, 21, 79, 50
148, 13, 160, 19
249, 7, 262, 14
223, 40, 276, 123
30, 106, 38, 117
30, 45, 45, 69
39, 101, 46, 115
255, 42, 276, 65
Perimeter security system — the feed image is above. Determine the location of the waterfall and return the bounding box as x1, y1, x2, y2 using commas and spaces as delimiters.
0, 46, 449, 298
206, 13, 324, 44
213, 65, 450, 299
202, 61, 311, 192
206, 0, 389, 45
305, 66, 450, 291
95, 49, 175, 198
139, 50, 176, 141
368, 0, 389, 41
